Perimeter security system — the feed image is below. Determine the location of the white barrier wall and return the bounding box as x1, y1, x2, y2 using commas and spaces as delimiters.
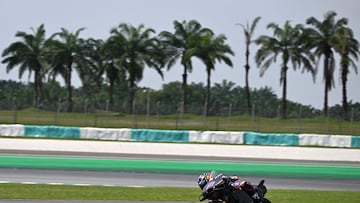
299, 134, 352, 148
0, 124, 359, 148
189, 131, 244, 144
80, 127, 131, 141
0, 124, 24, 137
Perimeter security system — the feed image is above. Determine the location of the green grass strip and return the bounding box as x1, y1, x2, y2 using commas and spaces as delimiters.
1, 155, 359, 179
0, 184, 359, 203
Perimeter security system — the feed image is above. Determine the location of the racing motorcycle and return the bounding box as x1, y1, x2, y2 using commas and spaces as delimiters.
199, 173, 271, 203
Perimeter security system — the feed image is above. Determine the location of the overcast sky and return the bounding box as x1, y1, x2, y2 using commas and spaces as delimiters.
1, 0, 359, 109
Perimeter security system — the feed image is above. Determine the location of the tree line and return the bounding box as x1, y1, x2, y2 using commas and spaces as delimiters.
1, 79, 360, 121
1, 11, 359, 120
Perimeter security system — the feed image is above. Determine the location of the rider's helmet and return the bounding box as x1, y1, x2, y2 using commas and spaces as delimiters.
198, 173, 211, 189
197, 173, 207, 189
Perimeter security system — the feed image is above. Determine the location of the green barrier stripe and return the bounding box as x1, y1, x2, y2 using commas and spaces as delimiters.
0, 156, 359, 180
244, 132, 299, 146
351, 136, 360, 148
24, 125, 80, 139
131, 129, 189, 142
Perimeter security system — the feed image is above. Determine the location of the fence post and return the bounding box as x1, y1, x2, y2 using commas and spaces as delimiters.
297, 105, 302, 133
251, 103, 255, 130
156, 101, 160, 122
351, 107, 354, 135
12, 97, 17, 123
84, 99, 88, 126
228, 103, 232, 127
277, 105, 280, 130
203, 102, 207, 128
146, 90, 150, 128
132, 100, 137, 128
179, 100, 183, 127
36, 99, 41, 124
327, 109, 330, 134
93, 97, 98, 127
106, 99, 109, 127
55, 99, 61, 125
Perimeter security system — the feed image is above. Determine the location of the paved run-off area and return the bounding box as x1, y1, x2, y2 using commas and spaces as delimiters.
0, 137, 359, 162
0, 138, 359, 180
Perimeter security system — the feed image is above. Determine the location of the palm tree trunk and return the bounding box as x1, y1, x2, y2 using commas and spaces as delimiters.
182, 67, 188, 114
128, 80, 135, 115
34, 70, 40, 108
66, 55, 73, 112
245, 44, 251, 115
245, 64, 251, 115
282, 67, 287, 119
204, 67, 211, 117
341, 56, 349, 120
108, 80, 114, 110
281, 51, 289, 119
342, 73, 348, 120
323, 56, 330, 116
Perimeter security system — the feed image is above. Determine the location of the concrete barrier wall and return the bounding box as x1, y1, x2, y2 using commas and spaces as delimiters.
80, 127, 131, 141
244, 132, 298, 146
0, 124, 358, 148
189, 131, 244, 144
131, 129, 189, 142
0, 124, 24, 137
299, 134, 352, 148
24, 125, 80, 139
351, 136, 360, 148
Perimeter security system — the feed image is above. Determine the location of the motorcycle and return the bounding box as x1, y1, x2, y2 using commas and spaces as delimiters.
199, 173, 271, 203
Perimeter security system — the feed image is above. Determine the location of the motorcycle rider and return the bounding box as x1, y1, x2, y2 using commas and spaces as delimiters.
197, 171, 267, 203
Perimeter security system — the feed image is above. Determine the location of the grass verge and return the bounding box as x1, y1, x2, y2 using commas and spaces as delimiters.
0, 184, 359, 203
1, 108, 359, 135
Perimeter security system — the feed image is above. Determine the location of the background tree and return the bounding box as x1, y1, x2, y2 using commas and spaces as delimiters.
157, 81, 183, 114
237, 16, 261, 114
99, 38, 127, 109
2, 24, 48, 108
109, 23, 164, 114
305, 11, 348, 116
47, 27, 86, 112
331, 26, 359, 120
76, 38, 104, 100
0, 80, 33, 110
187, 82, 206, 114
251, 86, 279, 117
159, 20, 211, 114
211, 80, 236, 115
255, 21, 314, 119
187, 32, 234, 117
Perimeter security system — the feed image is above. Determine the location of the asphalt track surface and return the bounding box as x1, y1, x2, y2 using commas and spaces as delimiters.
0, 138, 359, 203
1, 150, 359, 191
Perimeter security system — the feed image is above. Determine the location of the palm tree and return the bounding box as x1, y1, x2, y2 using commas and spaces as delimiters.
331, 27, 359, 120
47, 27, 86, 112
255, 21, 314, 119
187, 32, 234, 117
76, 38, 104, 98
2, 24, 48, 107
236, 16, 261, 114
108, 23, 163, 114
99, 39, 126, 108
159, 20, 212, 114
306, 11, 348, 116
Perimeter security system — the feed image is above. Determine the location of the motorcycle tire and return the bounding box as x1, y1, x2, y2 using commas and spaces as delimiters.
262, 198, 271, 203
233, 190, 254, 203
